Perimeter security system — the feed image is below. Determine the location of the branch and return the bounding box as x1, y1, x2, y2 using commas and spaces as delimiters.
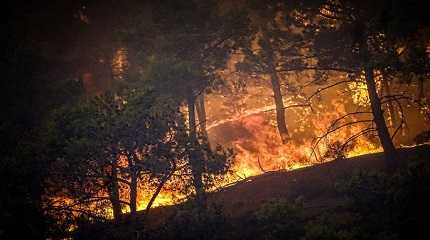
326, 111, 372, 132
386, 96, 407, 141
49, 206, 109, 222
261, 103, 312, 113
340, 128, 377, 153
201, 32, 234, 60
257, 155, 267, 173
276, 66, 356, 74
140, 162, 177, 226
310, 119, 374, 161
307, 80, 358, 101
319, 120, 374, 140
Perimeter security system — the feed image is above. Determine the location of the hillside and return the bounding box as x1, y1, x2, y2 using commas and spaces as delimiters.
209, 144, 430, 217
143, 144, 430, 217
75, 144, 430, 240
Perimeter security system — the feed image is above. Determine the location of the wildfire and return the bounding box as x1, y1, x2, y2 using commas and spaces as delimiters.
204, 73, 382, 182
56, 53, 429, 225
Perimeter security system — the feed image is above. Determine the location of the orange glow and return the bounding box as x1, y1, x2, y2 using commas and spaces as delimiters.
112, 47, 128, 81
204, 73, 381, 181
54, 49, 430, 224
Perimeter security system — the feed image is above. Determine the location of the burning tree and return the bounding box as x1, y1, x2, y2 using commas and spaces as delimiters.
275, 0, 430, 169
47, 88, 188, 223
235, 1, 316, 144
120, 0, 244, 206
4, 1, 430, 239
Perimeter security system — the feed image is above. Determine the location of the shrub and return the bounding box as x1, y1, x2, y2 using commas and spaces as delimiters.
254, 198, 305, 240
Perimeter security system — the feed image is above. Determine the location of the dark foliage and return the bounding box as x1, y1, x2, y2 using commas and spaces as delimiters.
337, 158, 430, 239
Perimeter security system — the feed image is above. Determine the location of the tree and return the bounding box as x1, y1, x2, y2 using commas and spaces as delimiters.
122, 0, 243, 206
236, 1, 314, 143
279, 0, 430, 169
49, 88, 185, 223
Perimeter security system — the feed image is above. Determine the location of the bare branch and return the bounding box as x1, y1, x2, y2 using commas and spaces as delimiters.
310, 119, 374, 161
307, 80, 358, 101
257, 155, 267, 173
326, 111, 372, 132
276, 66, 356, 74
340, 128, 377, 153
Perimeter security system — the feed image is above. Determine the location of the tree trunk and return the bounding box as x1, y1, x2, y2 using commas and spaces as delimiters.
127, 153, 139, 217
262, 32, 290, 143
144, 170, 173, 217
382, 78, 398, 129
417, 76, 424, 102
187, 96, 206, 206
129, 169, 137, 217
109, 160, 122, 221
195, 93, 208, 138
270, 71, 290, 143
365, 65, 399, 169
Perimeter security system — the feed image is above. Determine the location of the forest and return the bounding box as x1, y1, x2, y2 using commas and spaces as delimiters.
3, 0, 430, 239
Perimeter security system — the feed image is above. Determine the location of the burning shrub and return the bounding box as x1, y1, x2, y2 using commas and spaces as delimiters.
323, 141, 348, 161
47, 88, 189, 224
